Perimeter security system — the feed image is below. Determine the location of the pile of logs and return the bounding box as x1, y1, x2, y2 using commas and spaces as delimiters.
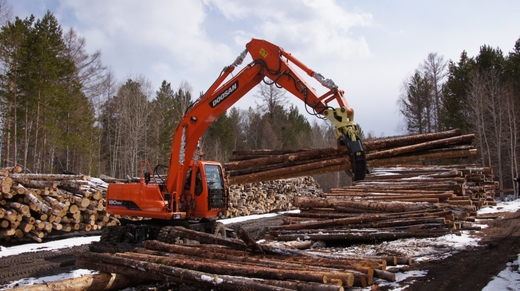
267, 164, 497, 244
79, 227, 406, 290
226, 176, 322, 217
0, 167, 119, 243
225, 129, 477, 184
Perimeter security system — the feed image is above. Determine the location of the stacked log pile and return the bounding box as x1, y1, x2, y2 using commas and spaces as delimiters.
0, 167, 119, 243
267, 164, 497, 244
225, 129, 477, 184
226, 176, 323, 217
79, 227, 405, 290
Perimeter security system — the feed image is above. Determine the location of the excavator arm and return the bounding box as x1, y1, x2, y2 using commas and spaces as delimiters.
166, 38, 366, 209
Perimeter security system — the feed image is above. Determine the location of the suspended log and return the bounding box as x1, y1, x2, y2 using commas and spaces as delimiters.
228, 157, 350, 185
226, 147, 349, 171
230, 148, 306, 160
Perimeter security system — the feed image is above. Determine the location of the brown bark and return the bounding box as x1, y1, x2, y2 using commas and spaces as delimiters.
1, 172, 114, 242
228, 157, 350, 185
366, 134, 475, 160
367, 148, 477, 167
79, 251, 355, 288
166, 226, 247, 250
225, 147, 349, 171
142, 240, 372, 286
9, 272, 145, 291
274, 208, 452, 232
373, 269, 396, 282
363, 129, 462, 151
294, 197, 432, 212
237, 227, 265, 253
274, 228, 448, 241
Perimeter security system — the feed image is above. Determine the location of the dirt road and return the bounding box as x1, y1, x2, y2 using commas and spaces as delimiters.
402, 209, 520, 291
1, 211, 519, 290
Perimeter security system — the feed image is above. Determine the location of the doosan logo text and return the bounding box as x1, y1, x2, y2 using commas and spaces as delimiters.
210, 81, 238, 108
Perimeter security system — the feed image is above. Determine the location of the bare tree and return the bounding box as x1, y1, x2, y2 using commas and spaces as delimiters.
62, 28, 107, 116
421, 53, 448, 131
503, 85, 519, 198
467, 70, 509, 197
0, 0, 12, 26
105, 76, 153, 177
255, 82, 288, 122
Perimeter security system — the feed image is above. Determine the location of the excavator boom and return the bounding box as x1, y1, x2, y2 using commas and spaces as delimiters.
106, 38, 366, 230
167, 39, 365, 197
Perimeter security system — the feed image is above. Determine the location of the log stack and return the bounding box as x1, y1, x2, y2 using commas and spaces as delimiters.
79, 227, 404, 290
267, 164, 497, 244
0, 167, 119, 243
225, 129, 478, 184
226, 176, 322, 217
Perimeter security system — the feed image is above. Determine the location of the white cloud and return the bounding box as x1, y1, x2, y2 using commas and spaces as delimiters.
202, 0, 373, 61
202, 0, 252, 21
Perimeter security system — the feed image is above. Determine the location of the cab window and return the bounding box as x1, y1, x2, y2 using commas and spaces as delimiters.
204, 164, 224, 190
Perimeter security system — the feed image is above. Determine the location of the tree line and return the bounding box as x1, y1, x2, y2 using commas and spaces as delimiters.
0, 10, 343, 188
398, 38, 520, 193
1, 8, 519, 193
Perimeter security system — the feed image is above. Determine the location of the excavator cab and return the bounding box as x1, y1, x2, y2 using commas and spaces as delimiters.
182, 160, 228, 219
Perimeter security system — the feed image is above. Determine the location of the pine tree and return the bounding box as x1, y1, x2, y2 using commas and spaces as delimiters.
441, 51, 475, 132
243, 107, 262, 149
282, 105, 311, 149
0, 16, 33, 168
151, 80, 177, 165
203, 111, 234, 161
398, 71, 432, 134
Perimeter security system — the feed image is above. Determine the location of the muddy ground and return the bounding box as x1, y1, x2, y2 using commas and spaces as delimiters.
1, 210, 520, 290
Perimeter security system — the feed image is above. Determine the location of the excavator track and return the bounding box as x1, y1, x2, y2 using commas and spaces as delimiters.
156, 226, 185, 244
93, 222, 226, 253
99, 225, 127, 243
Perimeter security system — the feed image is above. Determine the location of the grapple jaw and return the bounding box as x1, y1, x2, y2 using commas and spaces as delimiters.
324, 107, 367, 181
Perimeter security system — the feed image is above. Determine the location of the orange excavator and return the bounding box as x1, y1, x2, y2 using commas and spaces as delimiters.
103, 38, 365, 243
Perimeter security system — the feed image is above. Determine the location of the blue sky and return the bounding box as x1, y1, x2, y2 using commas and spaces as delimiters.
8, 0, 520, 137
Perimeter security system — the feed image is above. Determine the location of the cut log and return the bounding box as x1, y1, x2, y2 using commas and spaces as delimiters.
366, 134, 475, 160
225, 147, 349, 171
165, 226, 247, 250
229, 157, 350, 184
78, 252, 346, 290
11, 270, 152, 291
294, 197, 432, 212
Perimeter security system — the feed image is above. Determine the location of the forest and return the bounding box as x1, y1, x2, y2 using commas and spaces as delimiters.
0, 9, 519, 192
